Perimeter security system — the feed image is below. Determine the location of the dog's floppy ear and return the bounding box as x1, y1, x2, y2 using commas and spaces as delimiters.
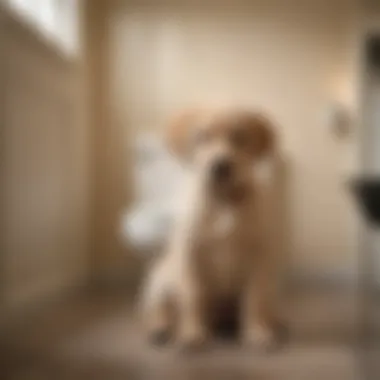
165, 108, 201, 159
243, 112, 276, 159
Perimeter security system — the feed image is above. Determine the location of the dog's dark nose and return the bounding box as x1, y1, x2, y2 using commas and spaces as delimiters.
212, 159, 233, 181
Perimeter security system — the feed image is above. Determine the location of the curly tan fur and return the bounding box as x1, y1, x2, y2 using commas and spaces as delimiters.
140, 107, 284, 351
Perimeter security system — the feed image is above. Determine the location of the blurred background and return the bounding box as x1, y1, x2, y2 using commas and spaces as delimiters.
0, 0, 380, 379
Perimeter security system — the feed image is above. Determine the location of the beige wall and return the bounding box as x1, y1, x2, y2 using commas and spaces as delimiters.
83, 0, 139, 285
109, 0, 364, 279
0, 6, 89, 311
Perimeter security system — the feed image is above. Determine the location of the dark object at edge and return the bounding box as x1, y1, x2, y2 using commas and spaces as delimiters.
351, 178, 380, 226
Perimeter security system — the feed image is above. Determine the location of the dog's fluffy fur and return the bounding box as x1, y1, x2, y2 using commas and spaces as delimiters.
140, 107, 284, 350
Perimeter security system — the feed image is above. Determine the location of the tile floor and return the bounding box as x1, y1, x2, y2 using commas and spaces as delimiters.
0, 287, 378, 380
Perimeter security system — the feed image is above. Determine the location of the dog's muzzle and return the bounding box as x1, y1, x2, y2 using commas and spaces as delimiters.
211, 158, 234, 182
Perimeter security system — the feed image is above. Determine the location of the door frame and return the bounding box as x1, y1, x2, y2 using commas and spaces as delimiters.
356, 20, 380, 290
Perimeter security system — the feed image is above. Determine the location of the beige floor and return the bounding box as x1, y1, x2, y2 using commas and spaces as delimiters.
0, 287, 377, 380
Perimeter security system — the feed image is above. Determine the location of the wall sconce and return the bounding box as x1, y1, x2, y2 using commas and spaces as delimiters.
324, 102, 352, 139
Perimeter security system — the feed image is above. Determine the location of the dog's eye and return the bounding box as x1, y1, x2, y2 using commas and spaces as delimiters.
230, 129, 247, 148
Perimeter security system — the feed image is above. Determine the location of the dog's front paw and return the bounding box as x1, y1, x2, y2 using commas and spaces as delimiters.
177, 326, 208, 353
243, 325, 278, 353
148, 328, 172, 346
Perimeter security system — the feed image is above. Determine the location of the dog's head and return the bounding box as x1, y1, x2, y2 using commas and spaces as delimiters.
165, 108, 276, 198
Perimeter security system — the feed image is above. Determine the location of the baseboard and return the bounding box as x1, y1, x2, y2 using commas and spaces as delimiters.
0, 269, 89, 329
90, 256, 144, 292
287, 268, 359, 291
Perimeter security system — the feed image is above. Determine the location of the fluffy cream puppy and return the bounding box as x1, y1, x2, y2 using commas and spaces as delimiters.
140, 108, 285, 351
